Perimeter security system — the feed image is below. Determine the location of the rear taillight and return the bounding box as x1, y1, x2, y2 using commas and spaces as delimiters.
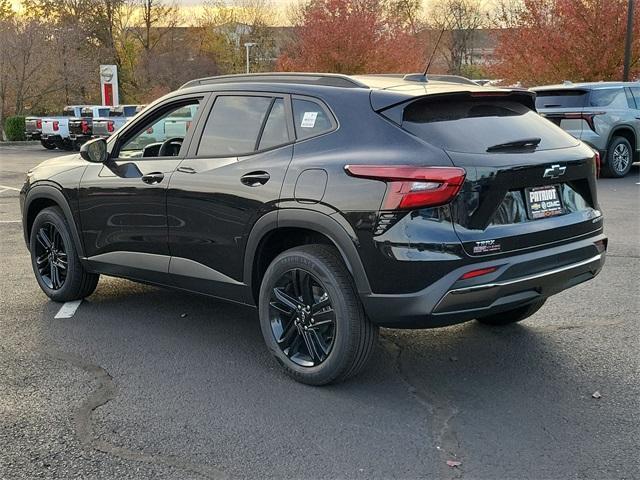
81, 119, 90, 134
594, 151, 601, 178
36, 119, 42, 129
344, 165, 466, 210
107, 120, 115, 133
52, 121, 59, 131
146, 127, 154, 134
561, 112, 604, 132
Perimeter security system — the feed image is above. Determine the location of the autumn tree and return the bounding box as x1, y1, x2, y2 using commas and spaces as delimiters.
429, 0, 486, 76
193, 0, 279, 74
277, 0, 425, 74
490, 0, 640, 85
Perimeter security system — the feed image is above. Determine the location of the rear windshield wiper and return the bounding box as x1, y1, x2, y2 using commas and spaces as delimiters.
486, 137, 541, 152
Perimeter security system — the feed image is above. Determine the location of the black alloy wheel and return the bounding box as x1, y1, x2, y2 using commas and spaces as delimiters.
34, 222, 68, 290
259, 245, 378, 385
269, 268, 336, 367
29, 207, 99, 302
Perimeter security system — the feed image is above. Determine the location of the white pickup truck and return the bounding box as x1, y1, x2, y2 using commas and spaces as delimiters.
92, 105, 145, 138
41, 105, 91, 150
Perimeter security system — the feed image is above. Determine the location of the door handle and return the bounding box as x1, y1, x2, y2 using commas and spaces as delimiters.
176, 166, 197, 174
241, 171, 270, 187
141, 172, 164, 185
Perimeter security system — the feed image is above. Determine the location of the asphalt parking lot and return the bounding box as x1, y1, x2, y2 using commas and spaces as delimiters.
0, 143, 638, 480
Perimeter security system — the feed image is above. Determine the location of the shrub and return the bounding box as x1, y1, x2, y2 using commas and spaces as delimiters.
4, 116, 26, 141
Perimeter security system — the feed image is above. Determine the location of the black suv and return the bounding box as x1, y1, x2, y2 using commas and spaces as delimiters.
21, 73, 607, 385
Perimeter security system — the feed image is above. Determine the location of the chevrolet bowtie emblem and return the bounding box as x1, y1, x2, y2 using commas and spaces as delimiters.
543, 164, 566, 179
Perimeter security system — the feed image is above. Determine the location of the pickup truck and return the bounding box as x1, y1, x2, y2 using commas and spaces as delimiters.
68, 106, 112, 148
41, 106, 88, 150
122, 104, 196, 152
92, 105, 144, 139
24, 117, 43, 143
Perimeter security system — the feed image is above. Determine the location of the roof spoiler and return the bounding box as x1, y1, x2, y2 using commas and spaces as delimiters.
371, 89, 537, 113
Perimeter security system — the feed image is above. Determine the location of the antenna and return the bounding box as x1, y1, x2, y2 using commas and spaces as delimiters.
423, 26, 446, 76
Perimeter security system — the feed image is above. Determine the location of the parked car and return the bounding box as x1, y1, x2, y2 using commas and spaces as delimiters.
533, 82, 640, 177
21, 73, 607, 385
24, 116, 43, 143
92, 105, 145, 139
68, 106, 112, 148
41, 106, 87, 150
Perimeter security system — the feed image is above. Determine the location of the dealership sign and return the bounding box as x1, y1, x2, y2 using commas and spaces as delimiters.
100, 65, 119, 106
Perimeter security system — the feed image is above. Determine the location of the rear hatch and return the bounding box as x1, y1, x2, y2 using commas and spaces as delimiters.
379, 92, 602, 256
533, 88, 602, 137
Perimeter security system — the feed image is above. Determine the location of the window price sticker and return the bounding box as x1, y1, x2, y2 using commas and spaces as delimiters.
301, 111, 318, 128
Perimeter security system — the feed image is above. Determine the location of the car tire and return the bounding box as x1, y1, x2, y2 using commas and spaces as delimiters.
258, 244, 378, 385
601, 137, 633, 178
475, 299, 546, 326
40, 139, 56, 150
30, 207, 99, 302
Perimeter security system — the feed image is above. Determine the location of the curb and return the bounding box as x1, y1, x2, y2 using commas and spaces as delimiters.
0, 141, 40, 146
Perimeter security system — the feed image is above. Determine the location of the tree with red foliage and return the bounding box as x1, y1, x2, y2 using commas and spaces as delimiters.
277, 0, 425, 74
490, 0, 639, 86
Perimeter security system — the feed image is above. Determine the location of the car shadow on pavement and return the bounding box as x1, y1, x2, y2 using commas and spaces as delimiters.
35, 276, 621, 479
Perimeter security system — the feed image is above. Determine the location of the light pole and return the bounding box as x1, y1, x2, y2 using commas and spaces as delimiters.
244, 42, 257, 74
623, 0, 634, 81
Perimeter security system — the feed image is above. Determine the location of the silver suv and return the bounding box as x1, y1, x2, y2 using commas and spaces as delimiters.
533, 82, 640, 177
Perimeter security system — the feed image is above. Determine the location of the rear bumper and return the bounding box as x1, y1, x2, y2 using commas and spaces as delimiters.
361, 233, 607, 328
26, 131, 41, 140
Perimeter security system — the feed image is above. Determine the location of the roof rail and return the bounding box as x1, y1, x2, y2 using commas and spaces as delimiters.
179, 73, 368, 90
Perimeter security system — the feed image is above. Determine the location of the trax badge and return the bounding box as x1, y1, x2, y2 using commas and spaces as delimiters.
473, 239, 502, 254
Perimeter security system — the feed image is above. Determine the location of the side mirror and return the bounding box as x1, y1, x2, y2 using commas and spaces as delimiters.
80, 138, 108, 163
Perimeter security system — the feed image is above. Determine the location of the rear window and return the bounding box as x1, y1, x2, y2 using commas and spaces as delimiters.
534, 90, 588, 108
396, 97, 578, 154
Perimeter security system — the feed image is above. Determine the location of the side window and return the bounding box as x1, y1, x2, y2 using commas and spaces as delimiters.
118, 100, 200, 159
589, 88, 628, 108
292, 98, 334, 140
258, 99, 289, 150
630, 87, 640, 109
198, 96, 272, 157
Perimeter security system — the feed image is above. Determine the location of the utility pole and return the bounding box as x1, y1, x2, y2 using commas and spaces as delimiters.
244, 42, 257, 74
623, 0, 635, 81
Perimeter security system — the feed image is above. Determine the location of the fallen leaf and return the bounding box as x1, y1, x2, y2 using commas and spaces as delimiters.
180, 313, 188, 318
446, 460, 462, 468
592, 391, 602, 399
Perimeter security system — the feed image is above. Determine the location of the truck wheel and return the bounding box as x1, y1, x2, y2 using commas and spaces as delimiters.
258, 245, 378, 385
476, 300, 546, 326
601, 137, 633, 178
40, 139, 56, 150
29, 207, 99, 302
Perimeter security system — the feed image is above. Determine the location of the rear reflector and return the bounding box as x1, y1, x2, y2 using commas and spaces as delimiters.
459, 266, 498, 280
344, 165, 466, 210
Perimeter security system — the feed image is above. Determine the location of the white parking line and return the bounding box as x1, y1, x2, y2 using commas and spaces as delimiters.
0, 220, 21, 223
0, 185, 20, 191
54, 300, 83, 319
